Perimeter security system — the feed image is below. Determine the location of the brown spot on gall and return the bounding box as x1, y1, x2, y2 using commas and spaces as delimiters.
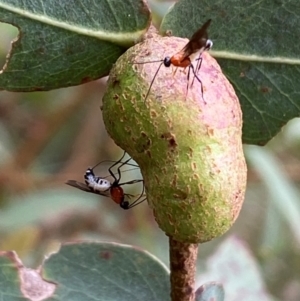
155, 175, 160, 184
172, 174, 178, 186
207, 128, 214, 135
173, 191, 188, 199
150, 110, 158, 118
112, 78, 120, 88
146, 150, 152, 158
193, 173, 200, 180
160, 132, 178, 148
169, 138, 177, 147
135, 132, 151, 152
162, 167, 169, 175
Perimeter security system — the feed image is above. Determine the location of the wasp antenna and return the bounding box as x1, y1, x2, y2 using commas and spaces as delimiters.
144, 62, 164, 102
91, 151, 135, 170
91, 160, 114, 170
134, 59, 164, 64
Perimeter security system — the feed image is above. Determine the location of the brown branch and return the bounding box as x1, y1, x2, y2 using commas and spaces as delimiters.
169, 236, 198, 301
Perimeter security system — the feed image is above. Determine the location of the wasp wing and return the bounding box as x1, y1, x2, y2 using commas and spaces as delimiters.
66, 180, 92, 192
181, 19, 212, 59
65, 180, 110, 197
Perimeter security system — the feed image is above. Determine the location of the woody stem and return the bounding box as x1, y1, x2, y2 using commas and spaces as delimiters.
169, 236, 198, 301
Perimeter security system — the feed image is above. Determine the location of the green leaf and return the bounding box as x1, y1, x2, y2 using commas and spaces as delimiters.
44, 243, 170, 301
0, 252, 27, 301
0, 0, 151, 91
0, 243, 170, 301
0, 189, 99, 230
245, 145, 300, 245
160, 0, 300, 145
197, 236, 276, 301
196, 282, 224, 301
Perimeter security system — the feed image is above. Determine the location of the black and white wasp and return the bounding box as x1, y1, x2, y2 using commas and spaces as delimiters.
66, 152, 146, 210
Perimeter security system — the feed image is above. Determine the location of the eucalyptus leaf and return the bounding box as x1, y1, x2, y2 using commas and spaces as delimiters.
160, 0, 300, 145
0, 189, 99, 230
245, 145, 300, 245
196, 282, 224, 301
197, 236, 275, 301
0, 252, 34, 301
0, 0, 150, 91
0, 243, 171, 301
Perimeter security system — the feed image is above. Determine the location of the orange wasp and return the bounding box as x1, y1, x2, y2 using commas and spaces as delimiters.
136, 19, 213, 101
66, 152, 145, 210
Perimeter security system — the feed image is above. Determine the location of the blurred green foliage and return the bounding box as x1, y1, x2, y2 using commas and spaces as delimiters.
0, 2, 299, 300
